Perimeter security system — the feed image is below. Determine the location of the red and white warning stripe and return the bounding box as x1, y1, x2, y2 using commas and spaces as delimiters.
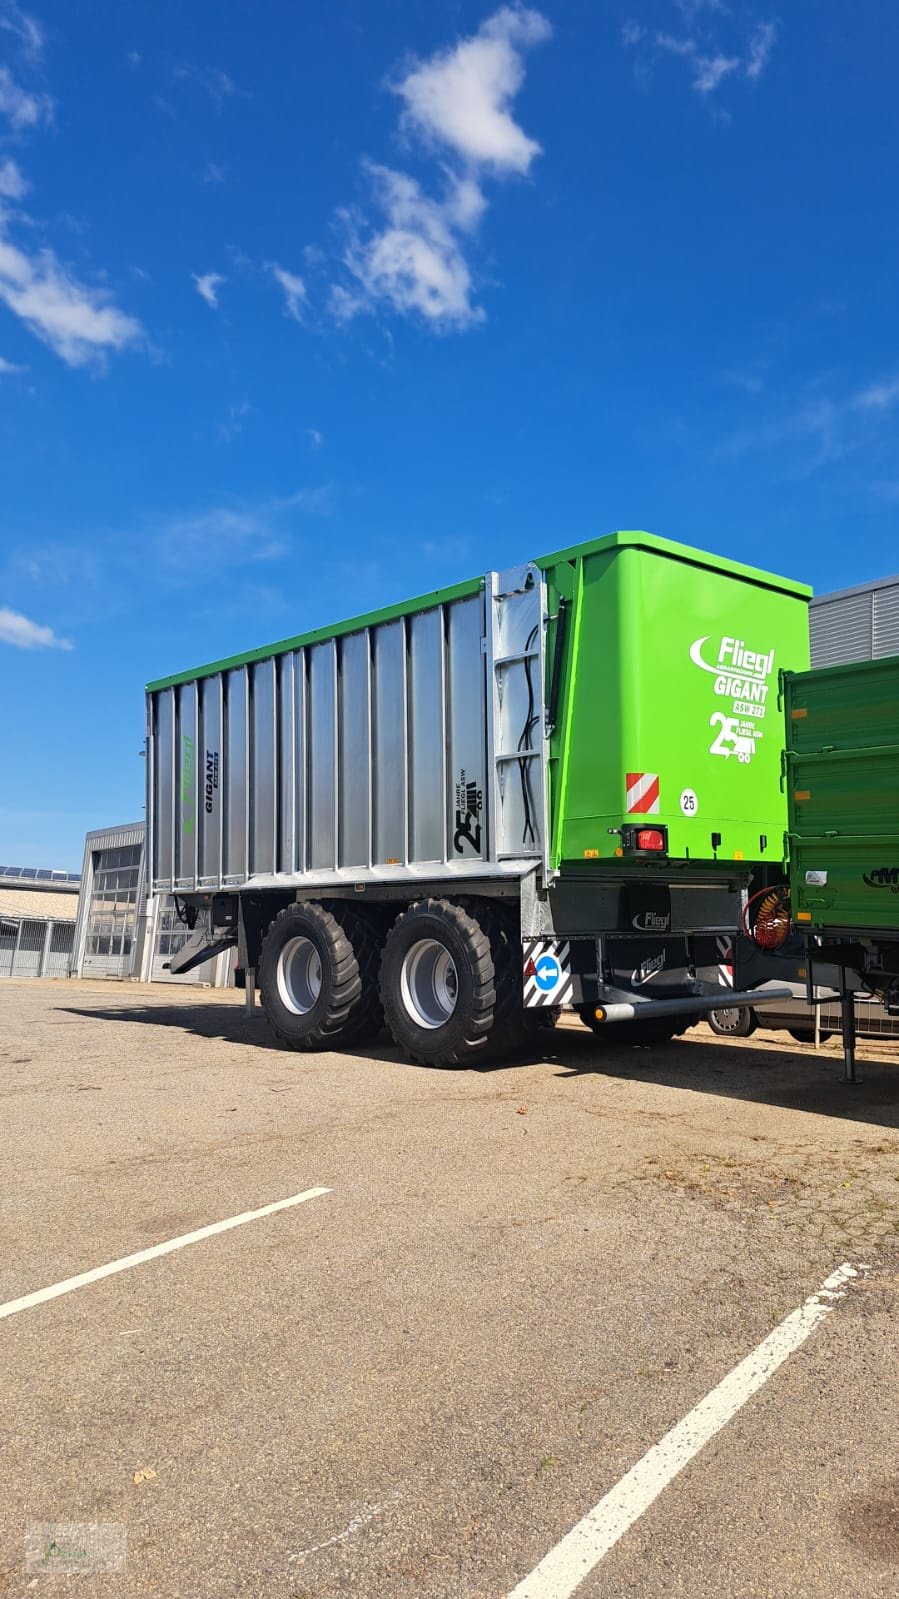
625, 772, 660, 815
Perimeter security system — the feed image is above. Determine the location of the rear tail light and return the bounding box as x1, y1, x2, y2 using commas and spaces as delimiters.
636, 828, 665, 852
621, 823, 669, 856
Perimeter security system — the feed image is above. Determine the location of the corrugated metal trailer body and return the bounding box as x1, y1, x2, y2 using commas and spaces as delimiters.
785, 654, 899, 934
149, 586, 513, 893
810, 574, 899, 667
146, 532, 810, 897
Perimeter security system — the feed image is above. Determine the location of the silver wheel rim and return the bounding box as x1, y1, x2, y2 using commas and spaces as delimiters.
710, 1008, 742, 1032
400, 939, 459, 1030
277, 936, 323, 1015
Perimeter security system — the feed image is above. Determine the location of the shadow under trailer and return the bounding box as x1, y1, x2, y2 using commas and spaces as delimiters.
145, 531, 812, 1065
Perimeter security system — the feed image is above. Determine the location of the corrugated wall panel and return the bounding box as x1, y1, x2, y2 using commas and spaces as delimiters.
224, 668, 248, 881
408, 609, 446, 864
276, 653, 296, 876
810, 592, 872, 667
308, 641, 337, 870
372, 620, 407, 865
294, 650, 307, 875
250, 658, 277, 876
199, 674, 222, 883
175, 682, 198, 885
338, 632, 371, 869
153, 690, 175, 887
446, 595, 486, 861
873, 582, 899, 658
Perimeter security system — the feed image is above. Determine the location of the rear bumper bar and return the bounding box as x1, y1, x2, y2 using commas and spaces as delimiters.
593, 988, 794, 1024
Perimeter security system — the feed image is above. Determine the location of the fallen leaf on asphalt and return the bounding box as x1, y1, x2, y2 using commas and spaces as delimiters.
517, 1106, 528, 1115
133, 1468, 157, 1484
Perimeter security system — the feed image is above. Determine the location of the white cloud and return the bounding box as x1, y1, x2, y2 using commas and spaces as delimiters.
656, 32, 696, 57
332, 6, 549, 330
0, 227, 143, 365
393, 5, 551, 174
193, 271, 225, 308
341, 165, 485, 328
0, 606, 72, 650
155, 488, 333, 569
0, 157, 27, 198
0, 62, 52, 128
853, 378, 899, 413
0, 352, 25, 372
675, 0, 725, 19
202, 161, 226, 184
174, 64, 238, 106
0, 2, 43, 60
692, 53, 740, 93
268, 263, 305, 321
307, 427, 323, 450
746, 22, 777, 80
218, 399, 250, 442
638, 8, 778, 99
158, 506, 283, 564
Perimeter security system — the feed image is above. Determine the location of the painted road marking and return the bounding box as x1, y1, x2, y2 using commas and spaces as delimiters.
507, 1262, 865, 1599
0, 1187, 331, 1323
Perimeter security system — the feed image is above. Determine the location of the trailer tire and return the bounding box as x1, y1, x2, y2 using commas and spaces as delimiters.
259, 902, 382, 1052
707, 1006, 758, 1038
380, 898, 517, 1066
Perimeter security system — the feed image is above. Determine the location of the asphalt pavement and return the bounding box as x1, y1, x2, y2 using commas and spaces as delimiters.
1, 979, 898, 1598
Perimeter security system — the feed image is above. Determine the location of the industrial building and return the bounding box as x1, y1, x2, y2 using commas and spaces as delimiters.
810, 573, 899, 666
0, 829, 232, 987
71, 822, 233, 986
0, 865, 80, 978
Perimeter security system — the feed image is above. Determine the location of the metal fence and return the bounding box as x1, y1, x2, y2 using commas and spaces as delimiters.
0, 918, 75, 978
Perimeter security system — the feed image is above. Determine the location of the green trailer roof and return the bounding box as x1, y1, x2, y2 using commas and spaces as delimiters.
146, 529, 811, 692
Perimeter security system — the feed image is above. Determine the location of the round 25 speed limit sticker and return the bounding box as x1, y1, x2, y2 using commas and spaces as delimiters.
680, 788, 699, 817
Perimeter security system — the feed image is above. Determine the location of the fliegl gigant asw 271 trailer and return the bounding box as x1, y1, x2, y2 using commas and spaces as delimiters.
145, 531, 810, 1064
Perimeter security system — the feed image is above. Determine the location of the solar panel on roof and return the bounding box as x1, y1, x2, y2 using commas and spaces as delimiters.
0, 865, 81, 883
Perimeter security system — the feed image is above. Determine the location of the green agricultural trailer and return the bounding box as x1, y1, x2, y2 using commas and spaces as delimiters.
784, 653, 899, 1078
146, 530, 810, 1064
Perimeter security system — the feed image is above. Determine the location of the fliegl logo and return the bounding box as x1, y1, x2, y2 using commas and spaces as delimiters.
863, 866, 899, 892
631, 911, 670, 933
689, 634, 777, 765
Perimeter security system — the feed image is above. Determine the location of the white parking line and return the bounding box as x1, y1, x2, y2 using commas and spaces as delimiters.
0, 1187, 331, 1322
508, 1262, 864, 1599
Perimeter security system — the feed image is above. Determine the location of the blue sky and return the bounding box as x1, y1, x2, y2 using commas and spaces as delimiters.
1, 0, 898, 868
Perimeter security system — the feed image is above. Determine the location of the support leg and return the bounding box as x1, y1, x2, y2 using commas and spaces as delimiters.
840, 964, 857, 1084
245, 967, 256, 1018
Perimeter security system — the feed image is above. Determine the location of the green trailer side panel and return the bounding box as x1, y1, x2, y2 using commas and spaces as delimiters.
545, 542, 810, 867
785, 655, 899, 932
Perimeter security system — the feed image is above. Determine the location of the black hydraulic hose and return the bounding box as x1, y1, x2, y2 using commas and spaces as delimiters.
546, 597, 568, 732
518, 625, 539, 844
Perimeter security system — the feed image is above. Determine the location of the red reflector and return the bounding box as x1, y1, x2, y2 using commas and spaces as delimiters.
636, 828, 665, 851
